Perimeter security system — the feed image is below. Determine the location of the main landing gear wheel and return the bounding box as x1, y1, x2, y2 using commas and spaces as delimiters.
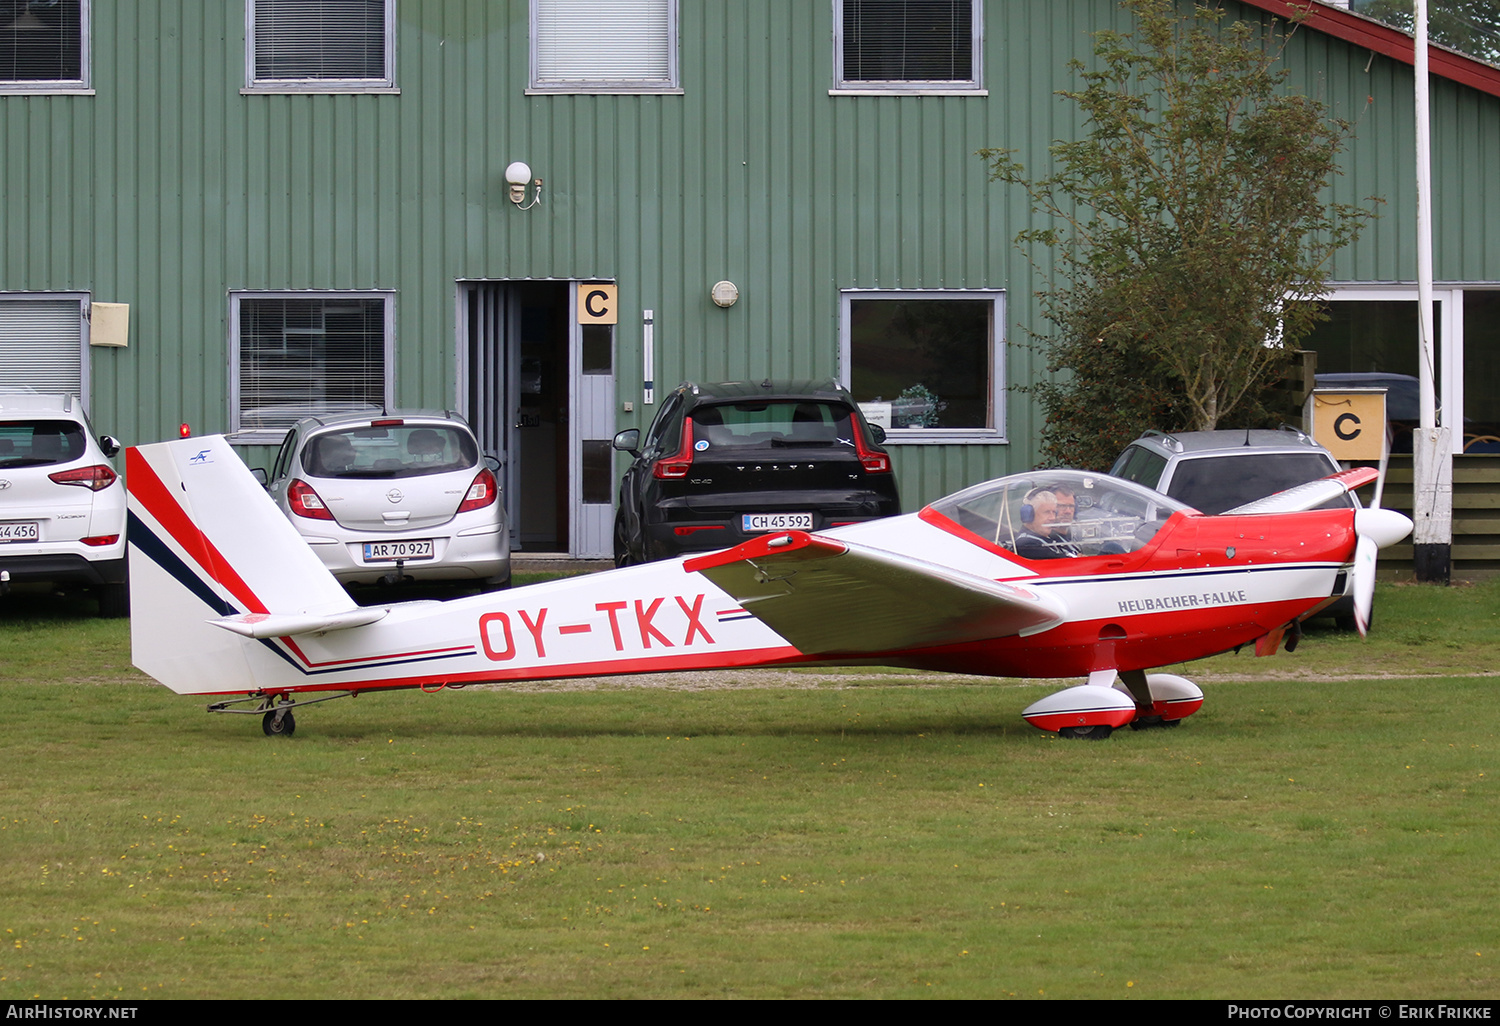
262, 706, 296, 737
1058, 724, 1112, 740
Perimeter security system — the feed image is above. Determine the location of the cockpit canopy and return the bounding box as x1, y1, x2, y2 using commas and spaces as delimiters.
924, 470, 1192, 560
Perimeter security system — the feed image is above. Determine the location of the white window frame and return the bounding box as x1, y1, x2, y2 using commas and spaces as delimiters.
244, 0, 398, 95
0, 0, 92, 95
529, 0, 681, 95
0, 293, 90, 399
1306, 283, 1494, 457
831, 0, 984, 96
228, 290, 396, 443
839, 288, 1006, 445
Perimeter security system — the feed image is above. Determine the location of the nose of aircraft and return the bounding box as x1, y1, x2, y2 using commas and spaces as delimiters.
1355, 507, 1415, 549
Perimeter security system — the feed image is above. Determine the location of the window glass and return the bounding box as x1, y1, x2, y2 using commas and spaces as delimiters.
643, 393, 684, 456
1110, 446, 1168, 490
690, 401, 854, 451
532, 0, 677, 92
233, 294, 390, 437
844, 293, 1000, 436
928, 472, 1185, 559
0, 0, 85, 88
303, 424, 477, 480
271, 428, 298, 483
581, 324, 613, 375
0, 420, 86, 468
581, 439, 612, 503
248, 0, 393, 89
1165, 453, 1347, 515
836, 0, 980, 90
1464, 291, 1500, 445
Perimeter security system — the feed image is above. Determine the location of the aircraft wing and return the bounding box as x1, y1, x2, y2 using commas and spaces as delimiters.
1221, 467, 1379, 515
683, 531, 1067, 657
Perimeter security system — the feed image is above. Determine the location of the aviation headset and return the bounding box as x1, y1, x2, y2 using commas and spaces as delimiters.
1020, 488, 1056, 525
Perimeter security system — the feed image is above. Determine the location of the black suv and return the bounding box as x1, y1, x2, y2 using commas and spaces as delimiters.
612, 380, 901, 565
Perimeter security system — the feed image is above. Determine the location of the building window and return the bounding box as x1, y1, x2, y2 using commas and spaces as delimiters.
840, 290, 1004, 443
530, 0, 679, 94
0, 295, 88, 398
834, 0, 982, 94
0, 0, 89, 92
246, 0, 395, 93
1298, 285, 1500, 454
230, 293, 394, 440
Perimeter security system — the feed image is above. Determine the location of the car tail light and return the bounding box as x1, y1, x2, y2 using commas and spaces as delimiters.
673, 525, 724, 536
48, 465, 118, 491
652, 457, 693, 479
458, 467, 498, 513
371, 419, 404, 428
82, 535, 120, 547
652, 417, 696, 479
852, 427, 891, 474
288, 478, 334, 520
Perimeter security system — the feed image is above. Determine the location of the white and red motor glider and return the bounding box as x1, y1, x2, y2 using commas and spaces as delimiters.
126, 435, 1411, 738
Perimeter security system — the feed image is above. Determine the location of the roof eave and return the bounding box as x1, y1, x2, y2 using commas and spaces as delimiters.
1235, 0, 1500, 99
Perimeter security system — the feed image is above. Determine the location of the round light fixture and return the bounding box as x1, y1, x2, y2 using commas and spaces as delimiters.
711, 280, 739, 308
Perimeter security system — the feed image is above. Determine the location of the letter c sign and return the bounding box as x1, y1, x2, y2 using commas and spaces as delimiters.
1334, 412, 1361, 441
578, 283, 618, 324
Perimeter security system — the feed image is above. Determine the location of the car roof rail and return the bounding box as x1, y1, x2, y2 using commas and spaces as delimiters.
1140, 429, 1182, 453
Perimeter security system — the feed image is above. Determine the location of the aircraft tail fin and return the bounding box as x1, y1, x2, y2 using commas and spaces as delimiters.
127, 435, 361, 695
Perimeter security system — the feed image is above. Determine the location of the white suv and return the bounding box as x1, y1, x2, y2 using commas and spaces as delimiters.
0, 393, 128, 616
260, 410, 510, 589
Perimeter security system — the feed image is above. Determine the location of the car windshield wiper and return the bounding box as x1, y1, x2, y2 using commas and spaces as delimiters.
0, 457, 66, 468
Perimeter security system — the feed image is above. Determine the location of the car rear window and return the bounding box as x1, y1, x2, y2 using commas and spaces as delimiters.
0, 420, 86, 468
690, 401, 854, 451
1167, 453, 1348, 514
304, 424, 478, 479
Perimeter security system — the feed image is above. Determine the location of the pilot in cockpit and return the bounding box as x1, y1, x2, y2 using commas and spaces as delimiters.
1015, 488, 1082, 560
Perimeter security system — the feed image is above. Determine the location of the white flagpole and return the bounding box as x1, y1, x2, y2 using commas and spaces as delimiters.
1412, 0, 1454, 583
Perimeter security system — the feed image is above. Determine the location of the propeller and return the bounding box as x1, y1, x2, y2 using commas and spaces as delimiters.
1350, 427, 1413, 637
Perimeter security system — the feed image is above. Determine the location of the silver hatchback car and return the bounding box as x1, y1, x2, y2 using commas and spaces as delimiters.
262, 411, 510, 589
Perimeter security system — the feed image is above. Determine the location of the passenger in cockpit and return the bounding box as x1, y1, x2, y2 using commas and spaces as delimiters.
1015, 488, 1082, 560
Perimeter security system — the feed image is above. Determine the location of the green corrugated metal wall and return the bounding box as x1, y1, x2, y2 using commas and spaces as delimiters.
0, 1, 1495, 509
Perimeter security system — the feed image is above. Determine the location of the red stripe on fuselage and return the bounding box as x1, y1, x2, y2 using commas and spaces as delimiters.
126, 447, 269, 615
180, 643, 809, 697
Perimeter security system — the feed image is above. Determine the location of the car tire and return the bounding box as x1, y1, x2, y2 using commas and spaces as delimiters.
480, 572, 511, 591
613, 515, 635, 568
97, 581, 130, 619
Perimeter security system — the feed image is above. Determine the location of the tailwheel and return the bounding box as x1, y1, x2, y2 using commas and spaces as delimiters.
262, 703, 296, 737
1057, 724, 1112, 740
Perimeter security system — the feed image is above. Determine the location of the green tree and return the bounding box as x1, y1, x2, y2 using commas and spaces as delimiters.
983, 0, 1380, 469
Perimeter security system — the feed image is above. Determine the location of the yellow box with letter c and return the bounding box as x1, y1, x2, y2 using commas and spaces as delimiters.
577, 283, 618, 324
1310, 389, 1388, 461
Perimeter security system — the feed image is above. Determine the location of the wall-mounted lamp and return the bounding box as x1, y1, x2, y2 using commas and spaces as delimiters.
711, 280, 739, 308
505, 161, 543, 210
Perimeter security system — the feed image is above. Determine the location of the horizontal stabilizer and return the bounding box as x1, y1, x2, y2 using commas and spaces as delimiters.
211, 607, 390, 639
1222, 467, 1378, 515
684, 530, 1067, 656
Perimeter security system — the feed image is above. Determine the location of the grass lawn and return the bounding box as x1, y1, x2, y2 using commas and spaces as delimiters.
0, 580, 1496, 999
